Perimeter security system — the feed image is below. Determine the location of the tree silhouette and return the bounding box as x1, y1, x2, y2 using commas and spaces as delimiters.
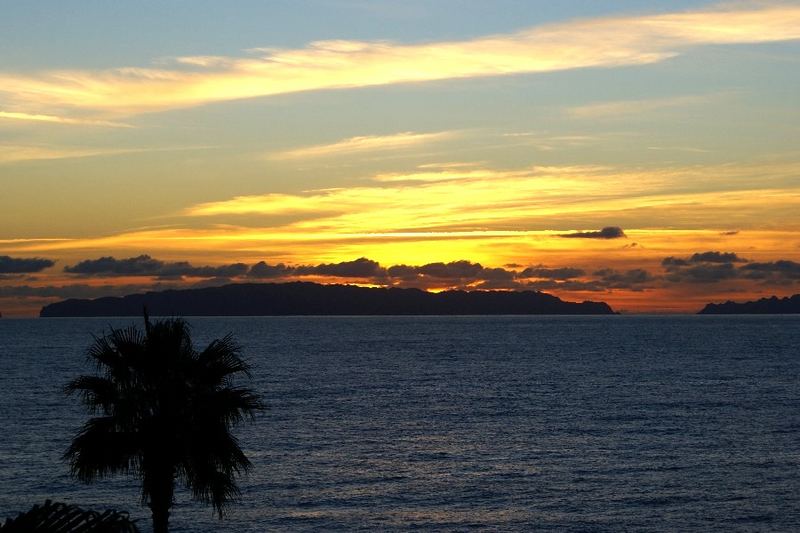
64, 313, 263, 533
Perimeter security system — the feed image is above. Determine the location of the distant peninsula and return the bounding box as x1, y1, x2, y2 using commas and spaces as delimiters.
699, 294, 800, 314
40, 281, 614, 317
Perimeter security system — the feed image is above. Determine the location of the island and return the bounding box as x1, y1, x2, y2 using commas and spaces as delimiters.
40, 281, 615, 317
699, 294, 800, 314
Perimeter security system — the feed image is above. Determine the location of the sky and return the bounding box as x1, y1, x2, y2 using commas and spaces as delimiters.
1, 0, 800, 316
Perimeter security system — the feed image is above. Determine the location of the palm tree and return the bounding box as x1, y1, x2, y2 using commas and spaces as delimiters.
64, 313, 263, 533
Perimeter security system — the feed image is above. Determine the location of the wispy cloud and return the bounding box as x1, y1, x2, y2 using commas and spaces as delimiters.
566, 94, 716, 119
500, 132, 602, 151
268, 131, 455, 160
0, 111, 132, 128
3, 159, 797, 263
647, 145, 712, 153
372, 167, 526, 183
1, 3, 798, 116
0, 144, 216, 163
0, 145, 137, 163
183, 164, 620, 222
181, 161, 800, 237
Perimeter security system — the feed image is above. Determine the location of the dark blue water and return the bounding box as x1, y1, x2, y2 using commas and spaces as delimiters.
1, 316, 799, 531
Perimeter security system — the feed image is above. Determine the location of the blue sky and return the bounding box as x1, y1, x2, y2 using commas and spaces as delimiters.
2, 1, 711, 70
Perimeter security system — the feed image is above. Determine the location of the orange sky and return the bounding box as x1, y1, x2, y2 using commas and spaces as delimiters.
1, 1, 799, 316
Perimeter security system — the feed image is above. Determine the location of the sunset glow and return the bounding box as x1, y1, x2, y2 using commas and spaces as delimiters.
1, 0, 799, 316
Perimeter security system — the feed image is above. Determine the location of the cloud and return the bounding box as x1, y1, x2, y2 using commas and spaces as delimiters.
0, 110, 131, 127
524, 279, 605, 292
0, 144, 214, 163
740, 260, 800, 282
662, 251, 745, 283
65, 255, 161, 275
518, 266, 585, 279
471, 278, 525, 290
0, 145, 137, 163
246, 257, 385, 279
416, 260, 487, 279
1, 4, 799, 116
567, 94, 714, 119
664, 263, 739, 283
662, 250, 747, 267
498, 132, 603, 152
521, 266, 656, 292
662, 251, 800, 285
159, 160, 800, 244
0, 255, 54, 274
64, 255, 248, 279
524, 268, 654, 292
560, 226, 626, 239
247, 261, 294, 279
296, 257, 385, 278
10, 182, 800, 257
371, 167, 526, 183
182, 164, 613, 222
385, 260, 516, 289
688, 251, 747, 263
269, 131, 454, 160
247, 257, 519, 289
661, 257, 690, 267
646, 145, 712, 154
593, 268, 656, 289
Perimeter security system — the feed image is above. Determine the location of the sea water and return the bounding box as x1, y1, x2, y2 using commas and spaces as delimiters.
1, 316, 799, 532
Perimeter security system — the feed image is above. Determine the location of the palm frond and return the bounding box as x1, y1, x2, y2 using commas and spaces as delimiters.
191, 470, 242, 518
181, 446, 246, 519
64, 417, 140, 482
108, 326, 146, 359
64, 376, 120, 414
187, 427, 251, 472
196, 387, 264, 427
196, 335, 251, 380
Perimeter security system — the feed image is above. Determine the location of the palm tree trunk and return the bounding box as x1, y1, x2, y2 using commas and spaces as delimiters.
151, 504, 170, 533
148, 468, 174, 533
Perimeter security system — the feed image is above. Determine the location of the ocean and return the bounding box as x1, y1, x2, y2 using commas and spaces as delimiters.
1, 316, 798, 532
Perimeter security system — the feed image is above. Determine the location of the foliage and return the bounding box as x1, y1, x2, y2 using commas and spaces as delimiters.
0, 500, 139, 532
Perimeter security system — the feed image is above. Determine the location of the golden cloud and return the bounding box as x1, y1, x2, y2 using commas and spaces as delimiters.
0, 111, 132, 127
183, 162, 800, 235
0, 144, 216, 163
0, 145, 136, 163
268, 131, 457, 160
1, 3, 798, 117
4, 160, 798, 259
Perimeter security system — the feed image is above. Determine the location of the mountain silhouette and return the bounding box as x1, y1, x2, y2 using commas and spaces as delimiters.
699, 294, 800, 314
40, 282, 614, 317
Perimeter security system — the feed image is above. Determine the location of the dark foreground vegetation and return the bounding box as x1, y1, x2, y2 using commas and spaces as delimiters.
0, 500, 138, 532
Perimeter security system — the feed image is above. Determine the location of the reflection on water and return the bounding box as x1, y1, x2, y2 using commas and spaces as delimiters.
1, 316, 799, 531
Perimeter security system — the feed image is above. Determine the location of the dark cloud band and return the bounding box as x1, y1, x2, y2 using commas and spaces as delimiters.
0, 255, 55, 274
559, 226, 626, 239
65, 255, 247, 278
